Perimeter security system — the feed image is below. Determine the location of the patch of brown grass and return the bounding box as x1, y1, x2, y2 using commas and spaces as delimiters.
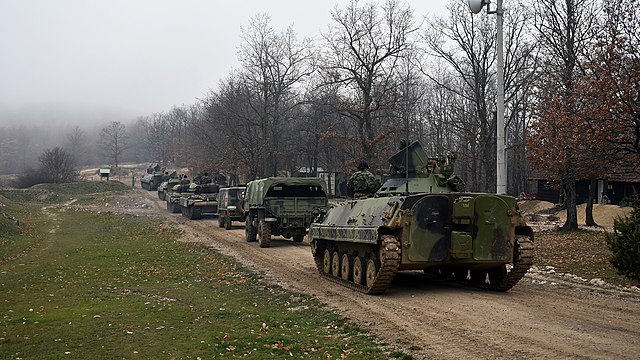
534, 230, 638, 287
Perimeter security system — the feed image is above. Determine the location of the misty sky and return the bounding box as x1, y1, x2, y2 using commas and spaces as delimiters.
0, 0, 448, 125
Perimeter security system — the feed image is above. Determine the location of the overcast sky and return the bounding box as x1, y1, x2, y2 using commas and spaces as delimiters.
0, 0, 449, 125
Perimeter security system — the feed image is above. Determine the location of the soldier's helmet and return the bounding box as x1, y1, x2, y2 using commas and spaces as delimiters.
357, 161, 369, 171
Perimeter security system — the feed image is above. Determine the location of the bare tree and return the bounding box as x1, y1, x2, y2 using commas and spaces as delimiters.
38, 147, 77, 183
65, 126, 87, 165
424, 1, 537, 193
99, 121, 128, 167
528, 0, 600, 230
320, 0, 420, 166
237, 14, 315, 177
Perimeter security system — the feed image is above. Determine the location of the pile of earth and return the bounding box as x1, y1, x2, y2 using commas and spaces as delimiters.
519, 200, 633, 228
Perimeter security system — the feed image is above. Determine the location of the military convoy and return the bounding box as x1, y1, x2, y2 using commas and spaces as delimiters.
243, 177, 328, 248
217, 186, 246, 230
149, 142, 533, 295
308, 142, 534, 294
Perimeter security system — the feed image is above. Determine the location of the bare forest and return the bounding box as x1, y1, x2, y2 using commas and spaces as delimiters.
1, 0, 638, 218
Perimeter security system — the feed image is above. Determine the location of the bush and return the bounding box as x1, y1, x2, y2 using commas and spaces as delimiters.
606, 197, 640, 282
12, 168, 50, 188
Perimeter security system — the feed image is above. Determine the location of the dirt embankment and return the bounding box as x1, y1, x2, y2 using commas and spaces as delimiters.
86, 189, 640, 360
519, 200, 633, 228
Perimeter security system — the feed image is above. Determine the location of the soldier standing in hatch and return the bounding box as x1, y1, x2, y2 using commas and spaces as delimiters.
347, 161, 381, 198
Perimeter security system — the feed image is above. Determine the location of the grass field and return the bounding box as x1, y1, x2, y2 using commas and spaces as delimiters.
534, 230, 636, 286
0, 183, 385, 359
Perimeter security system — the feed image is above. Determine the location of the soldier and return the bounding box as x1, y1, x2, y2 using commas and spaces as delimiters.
347, 161, 381, 198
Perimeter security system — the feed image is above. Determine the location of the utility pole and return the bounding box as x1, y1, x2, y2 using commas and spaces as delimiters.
469, 0, 506, 194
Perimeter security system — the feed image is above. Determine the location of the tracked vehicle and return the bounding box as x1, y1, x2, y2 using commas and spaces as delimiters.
157, 172, 181, 201
166, 180, 191, 213
141, 164, 165, 191
309, 142, 533, 295
179, 183, 220, 220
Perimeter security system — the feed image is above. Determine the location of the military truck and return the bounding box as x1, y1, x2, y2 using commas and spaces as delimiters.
309, 141, 534, 294
244, 177, 328, 248
166, 180, 191, 213
178, 183, 220, 220
140, 164, 165, 191
217, 186, 246, 230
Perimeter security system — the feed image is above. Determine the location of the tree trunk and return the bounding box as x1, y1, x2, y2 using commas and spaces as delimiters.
561, 179, 579, 231
585, 178, 598, 227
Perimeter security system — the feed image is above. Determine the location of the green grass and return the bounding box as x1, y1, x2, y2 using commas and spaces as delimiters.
0, 192, 384, 359
535, 230, 636, 286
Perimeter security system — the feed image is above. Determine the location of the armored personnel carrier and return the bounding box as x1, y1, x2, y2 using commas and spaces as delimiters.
244, 177, 328, 248
309, 142, 533, 295
178, 183, 220, 220
140, 164, 165, 191
217, 186, 246, 230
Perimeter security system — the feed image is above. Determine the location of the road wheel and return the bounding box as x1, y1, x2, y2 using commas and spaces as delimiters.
353, 257, 365, 285
293, 233, 304, 242
331, 251, 341, 277
340, 254, 352, 281
258, 219, 271, 248
224, 214, 232, 230
322, 249, 332, 274
365, 259, 380, 289
245, 215, 257, 242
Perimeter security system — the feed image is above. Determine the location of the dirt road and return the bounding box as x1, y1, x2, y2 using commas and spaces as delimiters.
116, 188, 640, 359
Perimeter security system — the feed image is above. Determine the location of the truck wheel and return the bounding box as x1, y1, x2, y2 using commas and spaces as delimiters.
224, 214, 232, 230
218, 213, 224, 227
245, 215, 257, 242
166, 200, 172, 212
258, 220, 271, 248
293, 233, 304, 242
158, 192, 165, 201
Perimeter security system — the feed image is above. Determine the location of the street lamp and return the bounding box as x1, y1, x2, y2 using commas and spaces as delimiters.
468, 0, 506, 195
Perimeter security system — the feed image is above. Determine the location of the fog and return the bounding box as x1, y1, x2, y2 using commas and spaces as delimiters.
0, 0, 449, 176
0, 0, 447, 126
